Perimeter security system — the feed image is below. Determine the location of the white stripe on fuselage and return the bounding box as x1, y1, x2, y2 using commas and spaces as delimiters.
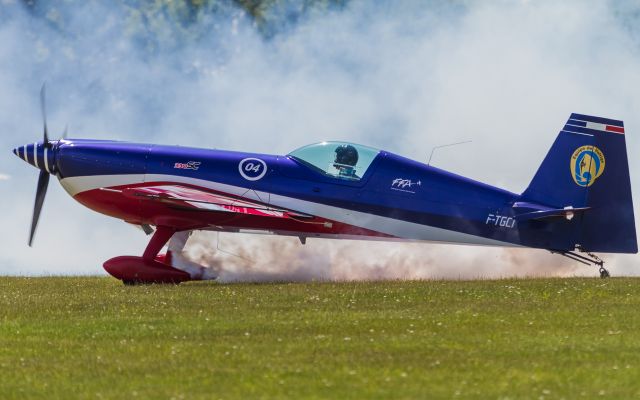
43, 147, 50, 173
59, 173, 517, 247
60, 174, 147, 196
33, 143, 39, 169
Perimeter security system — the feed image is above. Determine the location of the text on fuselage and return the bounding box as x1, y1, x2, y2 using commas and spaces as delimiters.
486, 214, 516, 228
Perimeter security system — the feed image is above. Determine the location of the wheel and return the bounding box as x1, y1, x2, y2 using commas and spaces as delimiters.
123, 279, 181, 286
599, 267, 610, 279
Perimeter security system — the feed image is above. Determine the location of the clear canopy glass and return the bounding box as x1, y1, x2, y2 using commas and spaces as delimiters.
288, 141, 380, 181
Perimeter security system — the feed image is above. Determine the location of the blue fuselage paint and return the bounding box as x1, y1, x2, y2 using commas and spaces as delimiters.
39, 138, 580, 251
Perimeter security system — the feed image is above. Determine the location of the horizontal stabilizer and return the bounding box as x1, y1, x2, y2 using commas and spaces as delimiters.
513, 202, 590, 222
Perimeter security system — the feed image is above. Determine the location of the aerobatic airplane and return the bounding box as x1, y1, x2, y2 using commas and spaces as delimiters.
13, 88, 637, 284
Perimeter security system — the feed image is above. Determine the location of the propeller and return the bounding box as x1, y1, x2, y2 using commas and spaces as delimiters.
40, 84, 50, 147
29, 171, 50, 247
29, 83, 54, 247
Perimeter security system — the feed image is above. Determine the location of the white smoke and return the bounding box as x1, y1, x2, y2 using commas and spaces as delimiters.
182, 232, 583, 283
1, 1, 639, 278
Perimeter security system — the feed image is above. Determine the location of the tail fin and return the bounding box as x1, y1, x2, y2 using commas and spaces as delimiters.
521, 113, 637, 253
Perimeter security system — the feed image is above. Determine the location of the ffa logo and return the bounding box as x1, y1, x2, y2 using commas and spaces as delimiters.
570, 146, 605, 187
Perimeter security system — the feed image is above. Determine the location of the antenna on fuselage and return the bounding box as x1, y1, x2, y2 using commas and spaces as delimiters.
427, 140, 472, 166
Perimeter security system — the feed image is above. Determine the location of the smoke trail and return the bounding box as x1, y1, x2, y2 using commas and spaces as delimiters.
181, 232, 587, 283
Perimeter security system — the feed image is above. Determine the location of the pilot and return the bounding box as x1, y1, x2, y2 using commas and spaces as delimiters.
333, 144, 359, 179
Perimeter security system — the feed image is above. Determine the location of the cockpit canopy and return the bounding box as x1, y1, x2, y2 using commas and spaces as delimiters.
288, 141, 380, 181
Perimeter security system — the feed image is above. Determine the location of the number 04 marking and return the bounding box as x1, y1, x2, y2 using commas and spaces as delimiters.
239, 158, 268, 181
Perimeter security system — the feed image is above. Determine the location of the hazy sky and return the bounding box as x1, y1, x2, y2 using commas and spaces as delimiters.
1, 1, 639, 279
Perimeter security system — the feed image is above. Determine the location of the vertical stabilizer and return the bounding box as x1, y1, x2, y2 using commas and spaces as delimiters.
522, 113, 636, 253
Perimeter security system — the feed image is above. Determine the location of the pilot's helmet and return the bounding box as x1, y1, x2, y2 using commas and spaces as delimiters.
334, 144, 359, 167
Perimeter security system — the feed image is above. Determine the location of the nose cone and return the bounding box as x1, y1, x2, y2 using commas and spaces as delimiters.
13, 146, 22, 159
12, 142, 56, 174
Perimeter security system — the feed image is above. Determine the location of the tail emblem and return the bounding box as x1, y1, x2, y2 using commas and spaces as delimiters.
571, 146, 605, 187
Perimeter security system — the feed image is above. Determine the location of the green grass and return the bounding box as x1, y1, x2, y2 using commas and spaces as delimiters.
1, 278, 640, 399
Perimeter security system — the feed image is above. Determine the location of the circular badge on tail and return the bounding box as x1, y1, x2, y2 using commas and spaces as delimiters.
570, 146, 605, 187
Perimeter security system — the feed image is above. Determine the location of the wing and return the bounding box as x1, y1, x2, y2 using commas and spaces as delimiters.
104, 184, 314, 219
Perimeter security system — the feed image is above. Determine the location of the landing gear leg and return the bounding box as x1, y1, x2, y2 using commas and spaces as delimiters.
103, 226, 192, 284
167, 231, 218, 280
553, 247, 610, 278
586, 250, 610, 279
142, 226, 176, 261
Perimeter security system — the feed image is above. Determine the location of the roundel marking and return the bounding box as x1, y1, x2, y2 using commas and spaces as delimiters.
239, 158, 268, 181
570, 145, 605, 187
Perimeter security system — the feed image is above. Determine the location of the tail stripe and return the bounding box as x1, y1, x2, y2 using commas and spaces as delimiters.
564, 121, 625, 135
604, 125, 625, 134
567, 119, 587, 127
570, 113, 624, 128
562, 124, 600, 136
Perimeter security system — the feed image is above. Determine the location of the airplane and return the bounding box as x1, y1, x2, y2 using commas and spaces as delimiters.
13, 87, 637, 284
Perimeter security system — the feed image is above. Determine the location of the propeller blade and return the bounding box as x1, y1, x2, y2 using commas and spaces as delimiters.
40, 83, 50, 146
29, 170, 50, 247
62, 124, 68, 140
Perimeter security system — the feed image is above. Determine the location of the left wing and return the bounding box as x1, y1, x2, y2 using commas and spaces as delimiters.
103, 184, 314, 219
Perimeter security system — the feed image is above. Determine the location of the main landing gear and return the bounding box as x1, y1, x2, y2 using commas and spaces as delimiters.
554, 246, 610, 278
103, 226, 193, 285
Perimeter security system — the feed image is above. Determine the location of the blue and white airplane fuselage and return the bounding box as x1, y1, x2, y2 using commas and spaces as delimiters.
13, 113, 637, 283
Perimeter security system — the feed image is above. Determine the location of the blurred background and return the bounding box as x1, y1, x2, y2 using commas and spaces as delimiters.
1, 0, 639, 280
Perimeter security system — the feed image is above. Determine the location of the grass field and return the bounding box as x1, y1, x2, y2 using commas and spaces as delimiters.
1, 277, 640, 399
